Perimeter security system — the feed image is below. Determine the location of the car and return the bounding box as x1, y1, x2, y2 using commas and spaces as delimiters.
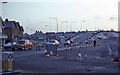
46, 39, 59, 56
4, 42, 13, 50
47, 39, 59, 45
12, 40, 33, 51
64, 40, 73, 46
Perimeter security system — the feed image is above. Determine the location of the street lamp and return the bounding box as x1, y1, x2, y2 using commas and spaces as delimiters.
26, 27, 34, 34
54, 18, 58, 33
70, 21, 76, 32
108, 17, 117, 31
82, 20, 86, 31
79, 21, 82, 31
49, 17, 58, 33
104, 17, 117, 31
1, 1, 8, 16
45, 25, 52, 32
94, 20, 96, 31
2, 2, 7, 4
61, 21, 68, 32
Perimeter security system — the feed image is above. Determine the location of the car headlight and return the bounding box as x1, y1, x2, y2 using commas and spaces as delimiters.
13, 42, 16, 45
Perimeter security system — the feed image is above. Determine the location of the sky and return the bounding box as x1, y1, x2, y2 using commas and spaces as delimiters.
1, 0, 120, 34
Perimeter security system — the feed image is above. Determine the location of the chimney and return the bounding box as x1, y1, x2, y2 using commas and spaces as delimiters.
5, 18, 9, 21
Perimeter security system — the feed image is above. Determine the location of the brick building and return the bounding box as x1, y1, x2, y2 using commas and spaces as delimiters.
0, 17, 8, 45
3, 19, 24, 42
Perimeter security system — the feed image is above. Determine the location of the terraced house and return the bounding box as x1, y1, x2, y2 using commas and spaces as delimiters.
0, 17, 8, 46
3, 18, 24, 43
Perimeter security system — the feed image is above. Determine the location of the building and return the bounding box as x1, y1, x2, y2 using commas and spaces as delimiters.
46, 32, 56, 41
19, 26, 24, 39
31, 31, 45, 41
0, 17, 8, 46
3, 19, 24, 42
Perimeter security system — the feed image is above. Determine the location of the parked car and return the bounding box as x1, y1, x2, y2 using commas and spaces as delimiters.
12, 40, 33, 51
4, 42, 13, 50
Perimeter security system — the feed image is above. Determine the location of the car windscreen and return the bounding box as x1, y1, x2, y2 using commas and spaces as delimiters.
49, 40, 55, 43
17, 41, 25, 44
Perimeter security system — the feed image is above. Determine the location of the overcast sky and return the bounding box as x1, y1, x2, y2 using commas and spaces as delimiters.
1, 0, 120, 34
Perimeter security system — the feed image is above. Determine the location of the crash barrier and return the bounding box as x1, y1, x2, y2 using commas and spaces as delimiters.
3, 52, 13, 72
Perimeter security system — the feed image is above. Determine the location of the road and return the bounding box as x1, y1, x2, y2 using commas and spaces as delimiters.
2, 31, 120, 73
71, 32, 93, 44
9, 43, 119, 73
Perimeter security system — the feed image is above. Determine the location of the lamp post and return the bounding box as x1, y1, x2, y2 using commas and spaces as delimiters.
105, 17, 116, 31
26, 27, 34, 34
80, 21, 82, 31
94, 19, 96, 31
70, 21, 76, 32
108, 17, 117, 31
82, 20, 86, 31
45, 25, 52, 32
2, 2, 7, 4
54, 18, 58, 33
1, 1, 8, 16
49, 17, 58, 33
61, 21, 68, 32
61, 22, 63, 32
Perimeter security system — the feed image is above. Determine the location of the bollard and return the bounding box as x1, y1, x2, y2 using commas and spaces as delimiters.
3, 52, 13, 72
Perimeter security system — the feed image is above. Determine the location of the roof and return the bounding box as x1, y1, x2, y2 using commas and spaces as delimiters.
3, 19, 24, 32
4, 21, 16, 28
20, 26, 24, 31
15, 22, 21, 30
0, 17, 5, 29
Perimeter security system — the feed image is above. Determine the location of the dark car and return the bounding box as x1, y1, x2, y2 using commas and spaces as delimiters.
45, 40, 59, 56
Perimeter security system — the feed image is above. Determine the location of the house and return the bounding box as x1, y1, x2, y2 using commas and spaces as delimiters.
3, 18, 24, 42
0, 17, 8, 46
19, 26, 24, 39
46, 32, 56, 41
31, 31, 45, 41
15, 22, 24, 39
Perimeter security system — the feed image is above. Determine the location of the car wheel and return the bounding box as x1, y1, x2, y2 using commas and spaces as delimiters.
29, 46, 32, 50
12, 48, 15, 51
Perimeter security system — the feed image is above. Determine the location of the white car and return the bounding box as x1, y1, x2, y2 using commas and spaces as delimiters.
47, 40, 59, 45
4, 42, 13, 50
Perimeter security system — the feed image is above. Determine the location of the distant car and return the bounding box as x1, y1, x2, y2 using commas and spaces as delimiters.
64, 40, 73, 46
47, 40, 59, 45
46, 40, 59, 56
42, 41, 47, 46
12, 40, 33, 51
4, 42, 13, 50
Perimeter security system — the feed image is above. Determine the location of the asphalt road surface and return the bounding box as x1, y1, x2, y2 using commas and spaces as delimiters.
11, 44, 119, 73
2, 31, 120, 74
